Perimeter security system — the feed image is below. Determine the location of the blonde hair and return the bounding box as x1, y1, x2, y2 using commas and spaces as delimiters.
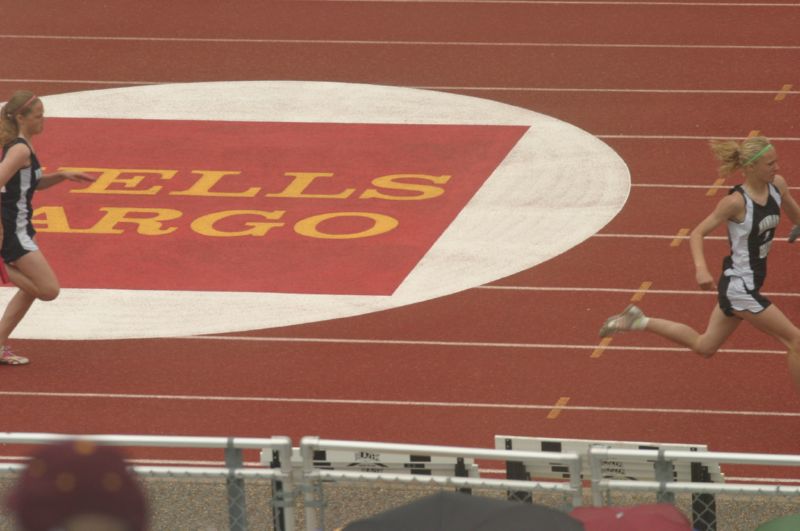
0, 90, 40, 146
709, 136, 772, 176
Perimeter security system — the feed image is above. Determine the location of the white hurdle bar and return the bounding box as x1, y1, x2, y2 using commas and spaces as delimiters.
589, 447, 800, 506
300, 436, 583, 531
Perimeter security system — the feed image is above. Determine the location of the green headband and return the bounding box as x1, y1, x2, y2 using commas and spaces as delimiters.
744, 144, 773, 166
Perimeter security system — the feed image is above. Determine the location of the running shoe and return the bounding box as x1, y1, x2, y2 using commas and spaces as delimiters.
0, 346, 29, 365
599, 304, 645, 337
789, 225, 800, 244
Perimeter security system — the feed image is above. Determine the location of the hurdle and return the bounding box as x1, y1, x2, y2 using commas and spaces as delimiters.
298, 436, 583, 530
496, 435, 723, 530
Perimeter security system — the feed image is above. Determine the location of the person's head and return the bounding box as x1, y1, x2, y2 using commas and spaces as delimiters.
5, 440, 148, 531
0, 91, 44, 145
709, 136, 778, 184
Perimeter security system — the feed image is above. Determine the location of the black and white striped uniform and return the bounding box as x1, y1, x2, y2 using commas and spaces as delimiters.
0, 138, 41, 263
718, 183, 781, 316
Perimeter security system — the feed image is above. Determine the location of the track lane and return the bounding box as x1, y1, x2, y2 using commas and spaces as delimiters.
0, 384, 797, 455
3, 80, 797, 140
3, 393, 795, 480
3, 288, 795, 427
3, 290, 796, 414
18, 1, 800, 47
5, 39, 799, 93
217, 288, 795, 354
606, 139, 800, 186
450, 92, 800, 138
491, 236, 800, 295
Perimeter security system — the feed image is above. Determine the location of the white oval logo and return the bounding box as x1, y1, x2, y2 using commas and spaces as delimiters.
6, 81, 629, 339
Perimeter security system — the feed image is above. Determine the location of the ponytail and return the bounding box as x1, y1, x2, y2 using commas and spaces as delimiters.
0, 90, 39, 146
709, 136, 772, 176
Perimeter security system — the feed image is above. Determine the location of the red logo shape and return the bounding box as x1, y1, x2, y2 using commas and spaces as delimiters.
35, 118, 527, 295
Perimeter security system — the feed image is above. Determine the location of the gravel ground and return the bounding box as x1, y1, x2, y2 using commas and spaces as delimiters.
1, 473, 799, 530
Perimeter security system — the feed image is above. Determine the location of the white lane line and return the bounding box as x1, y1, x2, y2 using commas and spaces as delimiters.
1, 79, 794, 95
600, 134, 800, 141
313, 0, 800, 6
1, 34, 798, 50
0, 390, 796, 417
477, 285, 800, 298
0, 78, 158, 86
174, 334, 786, 355
427, 86, 800, 95
594, 233, 728, 240
592, 232, 797, 240
632, 184, 800, 190
3, 79, 797, 100
596, 232, 800, 240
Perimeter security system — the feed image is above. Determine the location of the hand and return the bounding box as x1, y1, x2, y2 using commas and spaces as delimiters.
696, 269, 715, 291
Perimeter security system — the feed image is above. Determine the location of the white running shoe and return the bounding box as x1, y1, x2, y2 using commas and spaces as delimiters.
789, 225, 800, 244
0, 345, 29, 365
599, 304, 645, 337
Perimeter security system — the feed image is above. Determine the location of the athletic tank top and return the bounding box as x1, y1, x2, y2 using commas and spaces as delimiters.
0, 138, 41, 228
722, 183, 781, 290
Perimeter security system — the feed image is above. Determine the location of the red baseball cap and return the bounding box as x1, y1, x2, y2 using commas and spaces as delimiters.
5, 440, 148, 531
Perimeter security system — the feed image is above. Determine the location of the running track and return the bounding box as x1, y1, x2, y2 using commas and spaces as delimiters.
1, 0, 799, 477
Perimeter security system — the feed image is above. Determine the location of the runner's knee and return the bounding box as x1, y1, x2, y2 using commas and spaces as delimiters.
694, 338, 720, 358
37, 285, 60, 302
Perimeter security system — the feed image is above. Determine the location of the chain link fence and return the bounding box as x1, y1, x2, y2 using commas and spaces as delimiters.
297, 477, 800, 530
306, 480, 578, 531
597, 488, 800, 531
5, 469, 800, 530
0, 470, 279, 531
0, 434, 294, 531
2, 434, 800, 530
589, 447, 800, 531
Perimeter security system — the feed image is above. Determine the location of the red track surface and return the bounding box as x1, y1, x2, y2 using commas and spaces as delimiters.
2, 1, 800, 478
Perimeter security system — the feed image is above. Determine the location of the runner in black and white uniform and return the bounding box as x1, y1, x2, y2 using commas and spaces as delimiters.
0, 90, 93, 365
598, 136, 800, 395
1, 137, 41, 264
718, 182, 781, 316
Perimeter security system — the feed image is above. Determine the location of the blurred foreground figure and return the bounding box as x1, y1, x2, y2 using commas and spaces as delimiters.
5, 439, 148, 531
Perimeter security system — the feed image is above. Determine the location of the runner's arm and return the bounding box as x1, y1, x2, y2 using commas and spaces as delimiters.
37, 170, 94, 190
689, 193, 743, 290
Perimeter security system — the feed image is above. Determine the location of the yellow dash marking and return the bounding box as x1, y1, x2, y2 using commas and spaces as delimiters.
671, 228, 690, 247
747, 130, 760, 138
630, 281, 653, 302
706, 177, 726, 196
591, 337, 613, 358
775, 84, 792, 102
547, 397, 570, 419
